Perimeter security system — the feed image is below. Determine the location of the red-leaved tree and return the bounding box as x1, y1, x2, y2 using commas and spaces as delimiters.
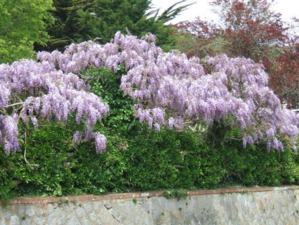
270, 41, 299, 108
176, 0, 299, 107
212, 0, 287, 61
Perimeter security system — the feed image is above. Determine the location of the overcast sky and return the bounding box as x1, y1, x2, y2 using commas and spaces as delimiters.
151, 0, 299, 25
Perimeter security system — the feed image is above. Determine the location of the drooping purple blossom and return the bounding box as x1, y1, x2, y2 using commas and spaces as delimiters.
0, 114, 19, 154
0, 61, 109, 154
94, 132, 107, 153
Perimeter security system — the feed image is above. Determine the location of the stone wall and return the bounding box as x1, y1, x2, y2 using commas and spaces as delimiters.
1, 186, 299, 225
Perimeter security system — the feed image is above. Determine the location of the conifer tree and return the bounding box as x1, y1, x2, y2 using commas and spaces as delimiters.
42, 0, 189, 50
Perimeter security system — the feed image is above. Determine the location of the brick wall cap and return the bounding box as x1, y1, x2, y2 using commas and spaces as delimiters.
3, 185, 299, 206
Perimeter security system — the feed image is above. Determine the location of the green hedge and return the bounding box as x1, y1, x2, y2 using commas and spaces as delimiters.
1, 122, 298, 200
1, 68, 298, 200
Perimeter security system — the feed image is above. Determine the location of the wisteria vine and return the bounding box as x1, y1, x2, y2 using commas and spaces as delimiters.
0, 60, 109, 154
1, 32, 298, 154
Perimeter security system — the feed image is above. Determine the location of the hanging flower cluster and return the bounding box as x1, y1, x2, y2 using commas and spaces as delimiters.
1, 32, 298, 154
0, 60, 109, 154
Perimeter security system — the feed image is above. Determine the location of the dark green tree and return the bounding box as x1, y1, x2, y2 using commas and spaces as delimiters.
41, 0, 189, 51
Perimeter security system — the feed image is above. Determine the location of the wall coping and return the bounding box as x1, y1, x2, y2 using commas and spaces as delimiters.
4, 185, 299, 206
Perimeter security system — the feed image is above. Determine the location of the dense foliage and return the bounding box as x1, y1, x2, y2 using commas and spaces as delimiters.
1, 68, 298, 200
0, 0, 52, 63
1, 33, 299, 155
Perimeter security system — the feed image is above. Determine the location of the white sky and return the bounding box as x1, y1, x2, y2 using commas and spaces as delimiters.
151, 0, 299, 25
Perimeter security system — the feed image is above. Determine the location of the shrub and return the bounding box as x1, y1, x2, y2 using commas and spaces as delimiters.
1, 33, 299, 200
1, 67, 298, 200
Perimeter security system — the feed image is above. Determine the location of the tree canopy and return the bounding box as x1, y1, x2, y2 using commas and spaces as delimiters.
41, 0, 189, 51
0, 0, 52, 63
